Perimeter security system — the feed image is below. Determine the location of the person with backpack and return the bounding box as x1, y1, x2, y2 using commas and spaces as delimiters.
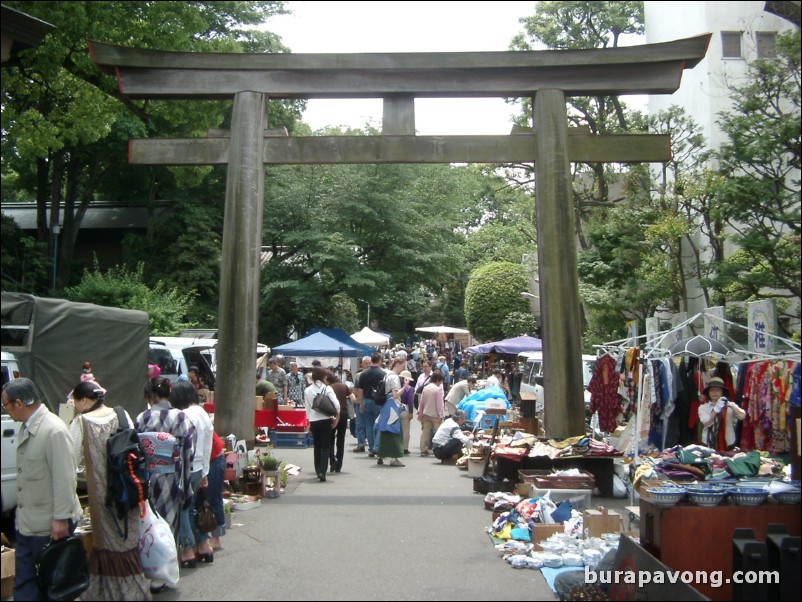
69, 380, 150, 600
356, 353, 386, 458
135, 377, 196, 584
375, 358, 406, 467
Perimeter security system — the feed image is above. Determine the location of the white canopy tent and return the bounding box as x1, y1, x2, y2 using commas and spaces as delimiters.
351, 326, 390, 347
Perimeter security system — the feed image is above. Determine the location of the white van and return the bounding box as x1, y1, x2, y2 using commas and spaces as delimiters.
149, 336, 269, 382
1, 351, 22, 514
518, 351, 597, 413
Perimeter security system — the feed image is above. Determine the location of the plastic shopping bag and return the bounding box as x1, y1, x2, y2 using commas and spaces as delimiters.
138, 501, 179, 587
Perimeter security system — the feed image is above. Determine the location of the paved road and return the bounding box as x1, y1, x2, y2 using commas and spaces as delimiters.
162, 420, 601, 601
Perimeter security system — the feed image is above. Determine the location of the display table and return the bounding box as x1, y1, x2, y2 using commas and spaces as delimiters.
640, 499, 801, 601
497, 454, 617, 497
202, 403, 309, 430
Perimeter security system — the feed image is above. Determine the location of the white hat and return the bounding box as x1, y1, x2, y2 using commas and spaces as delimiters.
399, 370, 413, 380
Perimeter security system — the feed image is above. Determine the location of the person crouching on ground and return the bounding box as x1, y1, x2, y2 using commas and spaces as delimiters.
431, 410, 473, 462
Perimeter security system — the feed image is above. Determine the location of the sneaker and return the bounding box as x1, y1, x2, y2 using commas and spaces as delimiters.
368, 451, 376, 458
377, 457, 384, 465
420, 451, 430, 457
403, 450, 411, 455
389, 459, 405, 467
352, 446, 365, 453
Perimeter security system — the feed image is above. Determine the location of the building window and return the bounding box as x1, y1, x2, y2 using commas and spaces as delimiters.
756, 31, 777, 58
721, 31, 742, 59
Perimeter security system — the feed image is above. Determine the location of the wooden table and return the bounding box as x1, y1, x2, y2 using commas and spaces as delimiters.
640, 499, 801, 601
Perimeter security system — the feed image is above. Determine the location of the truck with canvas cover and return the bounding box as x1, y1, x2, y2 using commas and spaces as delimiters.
1, 292, 149, 419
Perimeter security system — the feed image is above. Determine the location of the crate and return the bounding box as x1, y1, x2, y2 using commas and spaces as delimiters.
529, 486, 593, 510
519, 469, 595, 490
272, 431, 310, 448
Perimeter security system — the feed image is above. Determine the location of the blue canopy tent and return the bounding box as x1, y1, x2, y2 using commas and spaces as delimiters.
272, 330, 373, 358
467, 335, 542, 355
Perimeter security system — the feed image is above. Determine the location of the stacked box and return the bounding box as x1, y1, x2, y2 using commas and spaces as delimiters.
272, 431, 309, 448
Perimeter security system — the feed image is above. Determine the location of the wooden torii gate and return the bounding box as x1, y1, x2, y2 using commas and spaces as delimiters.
90, 34, 710, 441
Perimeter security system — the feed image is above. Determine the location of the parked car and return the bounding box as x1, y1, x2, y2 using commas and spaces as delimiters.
518, 351, 597, 415
1, 351, 22, 514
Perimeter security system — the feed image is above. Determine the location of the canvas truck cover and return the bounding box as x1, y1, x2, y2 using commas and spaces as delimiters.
1, 292, 149, 417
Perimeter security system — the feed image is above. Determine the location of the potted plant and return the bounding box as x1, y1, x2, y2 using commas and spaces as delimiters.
260, 454, 280, 474
261, 455, 282, 498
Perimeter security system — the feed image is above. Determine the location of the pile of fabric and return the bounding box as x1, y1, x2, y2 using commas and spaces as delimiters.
632, 443, 785, 487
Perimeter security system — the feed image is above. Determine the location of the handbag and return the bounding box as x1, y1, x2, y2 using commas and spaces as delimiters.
312, 385, 338, 417
138, 500, 179, 586
36, 536, 90, 601
195, 487, 218, 533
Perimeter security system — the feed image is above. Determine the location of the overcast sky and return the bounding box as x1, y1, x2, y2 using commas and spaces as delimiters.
267, 1, 538, 135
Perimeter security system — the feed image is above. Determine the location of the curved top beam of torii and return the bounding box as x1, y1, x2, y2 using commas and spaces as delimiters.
88, 34, 711, 100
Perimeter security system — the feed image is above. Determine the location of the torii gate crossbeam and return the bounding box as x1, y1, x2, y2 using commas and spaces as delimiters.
90, 35, 710, 441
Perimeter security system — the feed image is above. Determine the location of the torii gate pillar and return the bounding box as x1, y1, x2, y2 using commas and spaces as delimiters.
215, 91, 266, 441
534, 90, 585, 436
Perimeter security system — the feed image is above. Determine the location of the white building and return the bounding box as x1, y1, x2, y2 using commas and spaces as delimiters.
645, 1, 798, 316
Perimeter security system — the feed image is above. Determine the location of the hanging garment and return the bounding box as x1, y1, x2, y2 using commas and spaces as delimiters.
588, 354, 621, 432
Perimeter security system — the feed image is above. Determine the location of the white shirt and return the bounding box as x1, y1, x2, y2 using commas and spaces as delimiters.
432, 417, 470, 447
304, 381, 340, 421
486, 375, 500, 389
697, 398, 745, 448
184, 404, 213, 476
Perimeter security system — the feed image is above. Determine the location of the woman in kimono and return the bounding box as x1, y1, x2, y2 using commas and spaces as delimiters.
135, 377, 196, 552
70, 380, 151, 601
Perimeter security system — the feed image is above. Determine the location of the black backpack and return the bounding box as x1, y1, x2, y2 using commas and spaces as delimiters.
106, 406, 150, 539
372, 374, 387, 405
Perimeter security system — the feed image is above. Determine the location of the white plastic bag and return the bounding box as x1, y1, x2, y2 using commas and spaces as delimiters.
138, 501, 179, 587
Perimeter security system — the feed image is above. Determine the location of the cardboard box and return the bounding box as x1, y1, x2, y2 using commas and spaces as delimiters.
277, 404, 295, 411
583, 508, 623, 538
1, 547, 15, 599
531, 524, 565, 550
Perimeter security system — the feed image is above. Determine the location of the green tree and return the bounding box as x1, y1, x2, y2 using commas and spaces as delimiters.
464, 262, 529, 342
1, 1, 298, 297
508, 1, 648, 345
65, 260, 196, 334
0, 215, 50, 292
257, 130, 479, 344
501, 311, 539, 338
713, 29, 801, 319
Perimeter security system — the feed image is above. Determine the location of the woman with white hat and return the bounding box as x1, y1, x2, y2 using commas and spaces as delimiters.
698, 376, 745, 450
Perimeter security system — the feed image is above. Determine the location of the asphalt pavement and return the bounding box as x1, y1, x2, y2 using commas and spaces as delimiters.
161, 419, 618, 601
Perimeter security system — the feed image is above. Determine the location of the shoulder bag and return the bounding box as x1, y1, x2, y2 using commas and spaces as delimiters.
36, 536, 90, 601
312, 384, 338, 417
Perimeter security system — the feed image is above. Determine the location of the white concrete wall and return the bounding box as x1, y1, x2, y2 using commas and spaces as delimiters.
644, 1, 796, 315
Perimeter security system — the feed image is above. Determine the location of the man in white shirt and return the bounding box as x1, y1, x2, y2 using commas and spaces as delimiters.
431, 410, 472, 461
485, 368, 502, 389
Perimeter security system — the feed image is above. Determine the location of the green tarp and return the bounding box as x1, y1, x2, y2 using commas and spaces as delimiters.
1, 292, 149, 417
